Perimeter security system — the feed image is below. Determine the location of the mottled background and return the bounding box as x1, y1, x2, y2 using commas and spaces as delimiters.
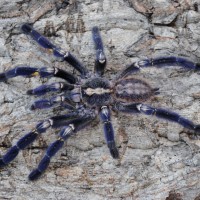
0, 0, 200, 199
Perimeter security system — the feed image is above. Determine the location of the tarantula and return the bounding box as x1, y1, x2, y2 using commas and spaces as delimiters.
0, 24, 200, 181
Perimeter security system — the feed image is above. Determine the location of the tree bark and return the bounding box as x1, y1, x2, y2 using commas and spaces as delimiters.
0, 0, 200, 199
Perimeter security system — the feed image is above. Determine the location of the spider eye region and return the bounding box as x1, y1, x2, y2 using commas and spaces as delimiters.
82, 78, 112, 107
114, 78, 155, 102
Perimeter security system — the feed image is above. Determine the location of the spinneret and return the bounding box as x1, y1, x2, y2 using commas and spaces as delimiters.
0, 23, 200, 180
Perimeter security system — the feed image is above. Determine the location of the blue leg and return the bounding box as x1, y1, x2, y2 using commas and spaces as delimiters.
21, 23, 88, 77
113, 102, 200, 133
0, 66, 78, 84
27, 82, 74, 96
92, 27, 106, 76
119, 57, 200, 78
28, 116, 95, 180
30, 93, 75, 110
0, 113, 79, 168
136, 104, 200, 132
100, 106, 119, 159
112, 102, 140, 114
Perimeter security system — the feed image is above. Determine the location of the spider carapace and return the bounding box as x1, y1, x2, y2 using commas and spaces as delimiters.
0, 23, 200, 180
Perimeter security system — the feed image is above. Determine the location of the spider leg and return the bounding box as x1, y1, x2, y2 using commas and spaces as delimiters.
113, 102, 200, 133
27, 82, 74, 96
28, 115, 94, 180
21, 23, 88, 77
112, 102, 140, 113
0, 113, 79, 168
30, 84, 82, 110
136, 104, 200, 132
0, 66, 78, 84
119, 56, 200, 78
30, 93, 74, 110
100, 106, 119, 159
92, 26, 106, 76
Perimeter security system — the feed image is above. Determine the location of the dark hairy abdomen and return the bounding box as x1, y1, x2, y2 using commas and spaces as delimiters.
114, 78, 155, 102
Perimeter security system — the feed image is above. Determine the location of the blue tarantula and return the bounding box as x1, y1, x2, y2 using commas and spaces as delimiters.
0, 24, 200, 180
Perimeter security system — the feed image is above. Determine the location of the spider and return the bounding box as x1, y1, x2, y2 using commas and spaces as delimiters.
0, 24, 200, 181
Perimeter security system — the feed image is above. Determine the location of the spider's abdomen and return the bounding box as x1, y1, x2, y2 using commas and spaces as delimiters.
81, 78, 112, 107
114, 78, 155, 102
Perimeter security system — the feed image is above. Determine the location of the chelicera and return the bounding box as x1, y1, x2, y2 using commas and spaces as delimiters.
0, 24, 200, 180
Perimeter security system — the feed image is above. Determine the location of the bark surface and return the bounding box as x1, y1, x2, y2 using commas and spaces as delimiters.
0, 0, 200, 199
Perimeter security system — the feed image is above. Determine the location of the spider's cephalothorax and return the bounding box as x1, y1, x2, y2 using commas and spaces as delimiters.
81, 77, 112, 107
0, 23, 200, 181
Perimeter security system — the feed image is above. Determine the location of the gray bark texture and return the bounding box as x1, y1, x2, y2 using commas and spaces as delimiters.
0, 0, 200, 199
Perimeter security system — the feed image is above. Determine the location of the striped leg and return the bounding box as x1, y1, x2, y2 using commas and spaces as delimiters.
119, 57, 200, 78
112, 102, 140, 114
0, 66, 77, 84
28, 116, 94, 180
92, 27, 106, 76
0, 113, 79, 168
30, 93, 74, 110
113, 102, 200, 133
100, 106, 119, 159
136, 104, 200, 132
27, 82, 74, 96
21, 23, 88, 77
